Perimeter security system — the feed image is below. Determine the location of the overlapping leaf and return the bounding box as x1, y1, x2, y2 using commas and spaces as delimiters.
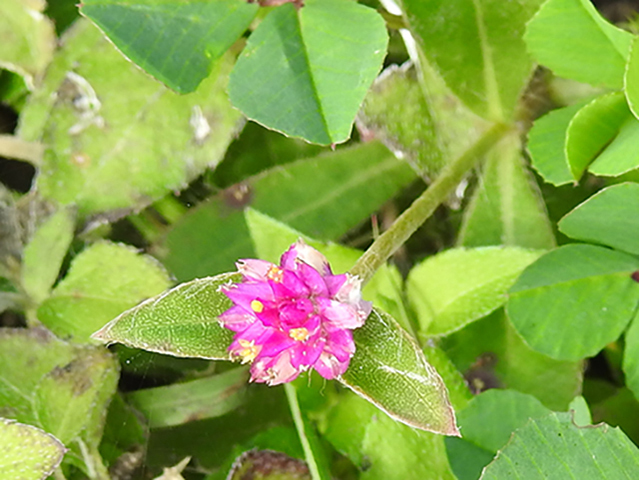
623, 311, 639, 400
625, 36, 639, 118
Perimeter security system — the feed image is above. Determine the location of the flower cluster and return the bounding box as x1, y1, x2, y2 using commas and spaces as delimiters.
219, 240, 372, 385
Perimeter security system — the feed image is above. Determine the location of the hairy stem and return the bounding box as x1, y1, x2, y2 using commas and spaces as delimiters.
350, 122, 510, 284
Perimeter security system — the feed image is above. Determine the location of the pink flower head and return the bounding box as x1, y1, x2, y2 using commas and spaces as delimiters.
219, 240, 372, 385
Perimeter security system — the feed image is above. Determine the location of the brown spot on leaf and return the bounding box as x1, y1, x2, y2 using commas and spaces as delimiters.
222, 182, 253, 210
228, 449, 310, 480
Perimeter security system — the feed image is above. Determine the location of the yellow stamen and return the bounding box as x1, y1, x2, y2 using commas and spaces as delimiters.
251, 300, 264, 313
289, 327, 310, 342
237, 339, 261, 363
267, 265, 284, 282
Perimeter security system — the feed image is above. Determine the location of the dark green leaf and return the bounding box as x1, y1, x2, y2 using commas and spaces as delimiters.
406, 247, 542, 336
480, 412, 639, 479
0, 418, 65, 480
402, 0, 543, 120
127, 368, 249, 428
340, 308, 459, 436
524, 0, 633, 89
625, 36, 639, 118
228, 0, 388, 145
558, 183, 639, 255
623, 311, 639, 400
507, 244, 639, 360
81, 0, 258, 93
589, 116, 639, 177
458, 131, 555, 249
37, 242, 171, 343
92, 273, 239, 360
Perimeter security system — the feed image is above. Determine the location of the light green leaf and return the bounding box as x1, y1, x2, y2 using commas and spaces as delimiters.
81, 0, 258, 94
228, 0, 388, 145
0, 0, 55, 88
524, 0, 633, 89
21, 207, 75, 304
19, 19, 243, 216
589, 116, 640, 177
480, 412, 639, 479
340, 308, 459, 436
568, 395, 592, 426
407, 247, 542, 336
625, 36, 639, 118
558, 183, 639, 256
458, 131, 555, 249
127, 368, 248, 428
442, 309, 584, 411
37, 242, 171, 342
623, 311, 639, 400
401, 0, 543, 121
526, 101, 585, 186
0, 418, 65, 480
92, 273, 238, 360
566, 92, 631, 179
160, 141, 416, 281
507, 244, 639, 360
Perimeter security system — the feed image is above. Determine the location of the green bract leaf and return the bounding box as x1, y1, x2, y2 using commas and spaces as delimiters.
228, 0, 388, 145
446, 390, 551, 479
507, 244, 639, 361
527, 102, 585, 186
160, 141, 416, 281
480, 412, 639, 479
21, 207, 75, 304
81, 0, 258, 93
566, 92, 631, 180
92, 273, 239, 360
524, 0, 633, 89
127, 368, 248, 428
589, 116, 640, 177
407, 247, 542, 336
0, 0, 55, 88
558, 183, 639, 256
340, 308, 459, 436
0, 418, 65, 480
19, 20, 243, 216
623, 311, 639, 400
37, 242, 170, 342
401, 0, 542, 121
458, 131, 555, 249
625, 36, 639, 118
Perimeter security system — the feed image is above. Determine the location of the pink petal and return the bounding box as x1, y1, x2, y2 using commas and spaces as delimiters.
251, 350, 301, 385
325, 329, 355, 362
290, 335, 325, 370
223, 282, 274, 312
280, 240, 331, 276
313, 351, 350, 379
324, 274, 347, 297
317, 298, 364, 330
297, 262, 328, 296
237, 259, 275, 281
218, 305, 255, 332
270, 270, 309, 298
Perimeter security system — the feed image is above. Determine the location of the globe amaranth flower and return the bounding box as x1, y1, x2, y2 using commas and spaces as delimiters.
218, 240, 372, 385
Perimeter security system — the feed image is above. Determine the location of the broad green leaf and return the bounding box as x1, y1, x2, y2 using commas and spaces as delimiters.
127, 368, 248, 428
625, 36, 639, 118
458, 131, 555, 249
0, 0, 55, 88
340, 308, 459, 436
401, 0, 542, 121
81, 0, 258, 94
227, 450, 311, 480
92, 273, 239, 360
19, 20, 243, 216
623, 311, 639, 400
34, 348, 119, 446
446, 390, 551, 478
407, 247, 542, 336
99, 393, 148, 468
160, 141, 416, 281
442, 309, 583, 411
589, 116, 640, 177
527, 101, 585, 185
558, 183, 639, 255
21, 207, 75, 304
566, 92, 631, 179
507, 244, 639, 360
0, 418, 65, 480
524, 0, 633, 89
480, 412, 639, 479
228, 0, 388, 145
37, 242, 171, 342
323, 392, 457, 480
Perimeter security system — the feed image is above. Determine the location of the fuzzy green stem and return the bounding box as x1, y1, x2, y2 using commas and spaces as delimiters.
350, 122, 510, 284
284, 383, 323, 480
